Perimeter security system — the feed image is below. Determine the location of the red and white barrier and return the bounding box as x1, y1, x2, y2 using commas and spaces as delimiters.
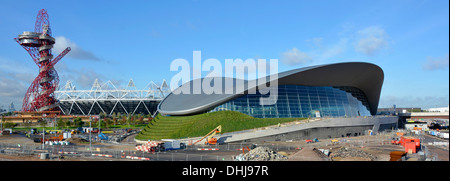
58, 151, 78, 154
135, 141, 161, 153
126, 156, 150, 161
136, 145, 153, 152
197, 148, 219, 151
91, 154, 113, 158
91, 153, 151, 160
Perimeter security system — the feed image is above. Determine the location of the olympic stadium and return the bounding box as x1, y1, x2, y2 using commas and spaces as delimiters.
54, 79, 170, 116
156, 62, 399, 143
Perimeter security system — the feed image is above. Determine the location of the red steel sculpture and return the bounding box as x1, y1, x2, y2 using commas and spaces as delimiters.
14, 9, 71, 112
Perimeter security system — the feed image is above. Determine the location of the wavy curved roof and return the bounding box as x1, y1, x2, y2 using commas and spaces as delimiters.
158, 62, 384, 116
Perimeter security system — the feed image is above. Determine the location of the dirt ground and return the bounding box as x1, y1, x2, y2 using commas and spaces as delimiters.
277, 133, 449, 161
273, 134, 404, 161
0, 133, 137, 161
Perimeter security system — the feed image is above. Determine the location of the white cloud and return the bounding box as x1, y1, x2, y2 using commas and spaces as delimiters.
280, 26, 389, 65
305, 37, 324, 49
280, 47, 312, 66
54, 63, 107, 89
0, 57, 36, 108
75, 70, 106, 88
0, 76, 28, 98
423, 54, 449, 71
0, 72, 30, 109
54, 36, 100, 61
321, 38, 348, 60
354, 26, 389, 56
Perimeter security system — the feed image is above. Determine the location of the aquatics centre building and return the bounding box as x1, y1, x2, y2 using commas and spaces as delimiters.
158, 62, 398, 142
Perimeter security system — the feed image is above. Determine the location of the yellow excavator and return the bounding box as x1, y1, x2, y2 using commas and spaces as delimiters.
191, 125, 222, 145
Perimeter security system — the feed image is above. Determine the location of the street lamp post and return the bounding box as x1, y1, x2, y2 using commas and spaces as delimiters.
89, 116, 92, 152
42, 127, 45, 149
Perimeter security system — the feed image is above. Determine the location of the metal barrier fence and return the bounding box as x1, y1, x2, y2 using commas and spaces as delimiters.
0, 140, 303, 161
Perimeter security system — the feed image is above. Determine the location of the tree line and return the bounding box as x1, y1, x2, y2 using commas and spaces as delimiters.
1, 112, 154, 129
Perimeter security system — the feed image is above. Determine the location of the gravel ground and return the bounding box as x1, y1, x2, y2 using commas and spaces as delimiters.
1, 131, 448, 161
271, 133, 409, 161
234, 146, 287, 161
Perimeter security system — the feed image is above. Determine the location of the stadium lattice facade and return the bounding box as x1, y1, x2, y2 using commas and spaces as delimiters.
55, 79, 170, 116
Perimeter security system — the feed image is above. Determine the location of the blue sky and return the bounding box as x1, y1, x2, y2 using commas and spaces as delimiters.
0, 0, 448, 110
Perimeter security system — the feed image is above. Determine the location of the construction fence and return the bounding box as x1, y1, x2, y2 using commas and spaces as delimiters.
0, 142, 300, 161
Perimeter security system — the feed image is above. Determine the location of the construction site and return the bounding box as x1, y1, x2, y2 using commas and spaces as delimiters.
0, 119, 448, 162
1, 9, 449, 163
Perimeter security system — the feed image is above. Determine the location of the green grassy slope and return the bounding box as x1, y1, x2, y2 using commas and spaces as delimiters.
135, 110, 305, 140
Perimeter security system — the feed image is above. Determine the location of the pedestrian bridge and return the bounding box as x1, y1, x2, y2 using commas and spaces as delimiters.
399, 112, 449, 119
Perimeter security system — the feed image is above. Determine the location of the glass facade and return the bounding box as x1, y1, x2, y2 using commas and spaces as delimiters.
210, 85, 372, 118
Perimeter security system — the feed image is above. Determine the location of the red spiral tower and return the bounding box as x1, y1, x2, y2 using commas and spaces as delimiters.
14, 9, 71, 112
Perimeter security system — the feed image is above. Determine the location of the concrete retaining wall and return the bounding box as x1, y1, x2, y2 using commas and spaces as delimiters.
218, 116, 398, 143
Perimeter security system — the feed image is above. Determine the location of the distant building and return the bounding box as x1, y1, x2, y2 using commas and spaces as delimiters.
8, 102, 15, 112
377, 107, 421, 115
426, 105, 449, 113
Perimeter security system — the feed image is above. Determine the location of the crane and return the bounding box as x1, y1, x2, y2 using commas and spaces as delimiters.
191, 125, 222, 145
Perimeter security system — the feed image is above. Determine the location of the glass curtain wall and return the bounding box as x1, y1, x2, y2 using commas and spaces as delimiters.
210, 85, 371, 118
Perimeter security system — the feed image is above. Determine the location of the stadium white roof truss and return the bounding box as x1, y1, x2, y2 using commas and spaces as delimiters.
55, 79, 170, 116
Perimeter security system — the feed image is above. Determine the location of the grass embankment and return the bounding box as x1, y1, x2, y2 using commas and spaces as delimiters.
135, 110, 305, 140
